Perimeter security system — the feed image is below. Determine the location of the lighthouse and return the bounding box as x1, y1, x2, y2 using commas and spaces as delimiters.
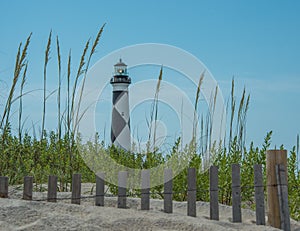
110, 59, 131, 151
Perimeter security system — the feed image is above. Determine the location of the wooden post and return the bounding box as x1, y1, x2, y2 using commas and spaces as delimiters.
23, 176, 33, 200
0, 176, 8, 198
266, 150, 288, 228
210, 166, 219, 220
47, 175, 57, 202
254, 164, 265, 225
276, 164, 291, 231
164, 168, 173, 213
118, 171, 127, 209
71, 173, 81, 205
141, 169, 150, 210
187, 168, 196, 217
95, 172, 105, 206
231, 164, 242, 222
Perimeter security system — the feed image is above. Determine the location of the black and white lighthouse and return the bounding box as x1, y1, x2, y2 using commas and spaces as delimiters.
110, 59, 131, 151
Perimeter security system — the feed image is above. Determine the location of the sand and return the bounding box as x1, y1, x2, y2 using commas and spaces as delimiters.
0, 184, 299, 231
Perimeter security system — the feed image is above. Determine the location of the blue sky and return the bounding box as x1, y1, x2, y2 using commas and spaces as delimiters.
0, 1, 300, 150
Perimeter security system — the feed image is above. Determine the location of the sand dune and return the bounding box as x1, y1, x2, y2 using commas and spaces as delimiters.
0, 184, 299, 231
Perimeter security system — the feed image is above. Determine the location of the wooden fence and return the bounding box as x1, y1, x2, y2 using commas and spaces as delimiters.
0, 163, 291, 231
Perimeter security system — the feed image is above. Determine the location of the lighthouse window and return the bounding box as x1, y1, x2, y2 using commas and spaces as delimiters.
121, 112, 124, 116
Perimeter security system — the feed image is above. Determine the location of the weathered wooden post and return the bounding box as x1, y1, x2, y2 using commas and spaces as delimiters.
187, 168, 196, 217
210, 166, 219, 220
118, 171, 127, 209
276, 164, 291, 231
266, 150, 288, 228
23, 176, 33, 200
141, 169, 150, 210
164, 168, 173, 213
47, 175, 57, 202
71, 173, 81, 205
95, 172, 105, 206
0, 176, 8, 198
232, 164, 242, 222
254, 164, 265, 225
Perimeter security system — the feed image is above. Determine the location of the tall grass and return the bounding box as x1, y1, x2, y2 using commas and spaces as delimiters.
41, 31, 52, 140
74, 23, 105, 134
229, 78, 235, 147
192, 71, 204, 144
0, 25, 105, 190
56, 36, 62, 140
66, 50, 71, 137
147, 66, 163, 154
18, 62, 27, 143
1, 33, 31, 133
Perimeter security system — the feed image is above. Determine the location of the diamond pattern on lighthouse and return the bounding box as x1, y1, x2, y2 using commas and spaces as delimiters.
115, 124, 131, 151
113, 91, 123, 104
114, 91, 130, 122
111, 107, 126, 142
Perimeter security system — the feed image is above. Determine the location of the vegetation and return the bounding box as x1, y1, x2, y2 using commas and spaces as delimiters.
0, 27, 299, 220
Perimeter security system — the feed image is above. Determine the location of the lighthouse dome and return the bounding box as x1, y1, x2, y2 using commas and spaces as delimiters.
114, 58, 127, 67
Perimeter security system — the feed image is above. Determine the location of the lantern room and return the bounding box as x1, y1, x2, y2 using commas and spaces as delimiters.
114, 58, 128, 75
110, 59, 131, 84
